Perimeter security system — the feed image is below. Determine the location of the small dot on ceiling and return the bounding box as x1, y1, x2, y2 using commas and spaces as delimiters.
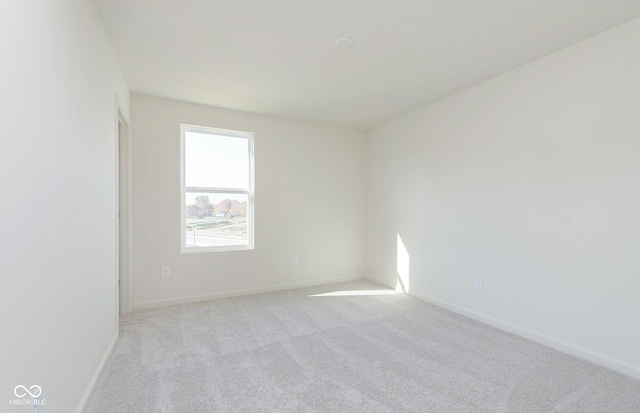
334, 37, 354, 49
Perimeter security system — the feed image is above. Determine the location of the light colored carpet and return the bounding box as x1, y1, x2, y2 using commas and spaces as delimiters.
87, 280, 640, 412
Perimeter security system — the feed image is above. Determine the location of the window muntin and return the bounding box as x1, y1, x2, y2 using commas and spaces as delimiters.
181, 125, 254, 252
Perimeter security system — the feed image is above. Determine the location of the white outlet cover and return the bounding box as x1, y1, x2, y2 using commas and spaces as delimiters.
475, 276, 483, 289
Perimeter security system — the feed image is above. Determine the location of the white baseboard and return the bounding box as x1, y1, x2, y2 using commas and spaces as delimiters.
76, 332, 119, 413
409, 291, 640, 381
133, 275, 364, 311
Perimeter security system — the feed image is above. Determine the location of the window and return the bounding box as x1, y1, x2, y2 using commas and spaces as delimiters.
180, 124, 254, 252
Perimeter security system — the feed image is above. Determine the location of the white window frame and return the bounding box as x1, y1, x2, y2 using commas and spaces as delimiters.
180, 124, 254, 253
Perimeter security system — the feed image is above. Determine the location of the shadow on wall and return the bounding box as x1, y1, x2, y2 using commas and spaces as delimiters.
306, 233, 410, 297
397, 234, 410, 293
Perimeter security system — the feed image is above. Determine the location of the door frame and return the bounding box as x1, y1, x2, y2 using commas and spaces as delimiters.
115, 100, 132, 316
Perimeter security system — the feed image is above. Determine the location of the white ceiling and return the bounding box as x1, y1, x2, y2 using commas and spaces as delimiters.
95, 0, 640, 130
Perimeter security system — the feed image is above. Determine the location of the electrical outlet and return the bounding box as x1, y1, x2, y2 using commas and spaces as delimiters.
162, 267, 170, 278
474, 276, 483, 289
292, 256, 298, 266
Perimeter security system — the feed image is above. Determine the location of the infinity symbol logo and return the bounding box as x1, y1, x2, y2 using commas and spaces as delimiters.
14, 385, 42, 398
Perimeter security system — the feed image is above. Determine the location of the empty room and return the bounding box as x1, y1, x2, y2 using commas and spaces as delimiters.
2, 1, 640, 412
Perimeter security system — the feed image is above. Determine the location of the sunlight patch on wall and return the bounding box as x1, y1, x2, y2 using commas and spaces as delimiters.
397, 234, 410, 293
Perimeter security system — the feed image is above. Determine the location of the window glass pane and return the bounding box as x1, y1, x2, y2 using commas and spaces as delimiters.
185, 192, 249, 248
185, 131, 249, 188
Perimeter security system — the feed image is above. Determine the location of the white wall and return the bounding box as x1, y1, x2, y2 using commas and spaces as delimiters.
131, 95, 365, 309
366, 18, 640, 379
0, 1, 129, 412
